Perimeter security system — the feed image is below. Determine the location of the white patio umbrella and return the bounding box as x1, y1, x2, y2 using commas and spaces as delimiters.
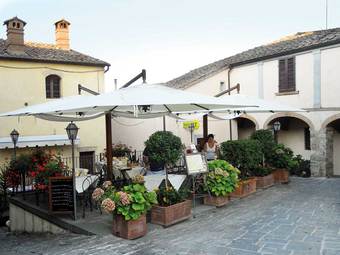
0, 84, 258, 120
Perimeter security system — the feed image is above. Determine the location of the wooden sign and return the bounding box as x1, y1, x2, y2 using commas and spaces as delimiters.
48, 176, 74, 214
185, 153, 208, 175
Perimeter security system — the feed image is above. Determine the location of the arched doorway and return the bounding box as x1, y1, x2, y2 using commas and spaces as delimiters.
264, 115, 313, 159
236, 116, 258, 140
322, 116, 340, 176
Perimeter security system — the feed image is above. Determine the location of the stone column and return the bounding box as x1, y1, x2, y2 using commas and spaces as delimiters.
325, 127, 334, 177
310, 129, 327, 176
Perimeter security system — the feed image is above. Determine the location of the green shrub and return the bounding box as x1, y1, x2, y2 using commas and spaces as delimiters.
251, 166, 273, 177
219, 140, 263, 179
205, 160, 240, 196
290, 155, 311, 177
144, 131, 182, 166
267, 144, 295, 169
250, 129, 276, 163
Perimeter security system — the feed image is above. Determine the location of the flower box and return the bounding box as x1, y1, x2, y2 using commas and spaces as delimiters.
272, 169, 289, 184
203, 195, 230, 207
151, 200, 192, 227
230, 178, 256, 198
112, 214, 147, 240
255, 174, 274, 189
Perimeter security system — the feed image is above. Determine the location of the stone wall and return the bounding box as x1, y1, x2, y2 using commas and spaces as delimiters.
9, 203, 66, 234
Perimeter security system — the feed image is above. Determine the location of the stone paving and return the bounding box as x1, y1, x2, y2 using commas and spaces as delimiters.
1, 177, 340, 255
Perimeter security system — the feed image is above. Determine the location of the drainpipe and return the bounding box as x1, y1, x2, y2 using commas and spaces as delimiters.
227, 66, 233, 141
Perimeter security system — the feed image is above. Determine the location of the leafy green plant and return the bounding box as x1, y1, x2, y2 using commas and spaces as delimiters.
112, 143, 131, 157
290, 155, 311, 177
219, 140, 262, 179
267, 144, 295, 169
251, 166, 273, 177
96, 181, 158, 221
144, 131, 183, 166
250, 129, 276, 164
205, 160, 240, 197
155, 184, 189, 206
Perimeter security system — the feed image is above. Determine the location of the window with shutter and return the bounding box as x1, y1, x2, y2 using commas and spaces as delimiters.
278, 57, 296, 93
45, 75, 61, 98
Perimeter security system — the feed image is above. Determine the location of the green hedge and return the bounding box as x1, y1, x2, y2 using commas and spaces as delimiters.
219, 139, 263, 179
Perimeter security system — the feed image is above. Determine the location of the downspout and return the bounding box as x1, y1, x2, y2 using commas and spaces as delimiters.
227, 66, 233, 141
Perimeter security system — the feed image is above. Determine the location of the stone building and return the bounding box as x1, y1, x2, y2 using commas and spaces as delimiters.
112, 28, 340, 177
0, 17, 110, 169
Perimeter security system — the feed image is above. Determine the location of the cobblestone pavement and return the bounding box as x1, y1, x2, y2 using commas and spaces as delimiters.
1, 177, 340, 255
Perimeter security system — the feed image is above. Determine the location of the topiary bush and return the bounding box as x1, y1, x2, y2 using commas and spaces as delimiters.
250, 129, 276, 163
219, 139, 263, 179
144, 131, 183, 168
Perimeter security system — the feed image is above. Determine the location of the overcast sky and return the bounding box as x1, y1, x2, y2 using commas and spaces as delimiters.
0, 0, 339, 91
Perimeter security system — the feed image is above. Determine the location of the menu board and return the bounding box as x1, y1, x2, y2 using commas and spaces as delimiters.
48, 176, 74, 214
185, 153, 208, 175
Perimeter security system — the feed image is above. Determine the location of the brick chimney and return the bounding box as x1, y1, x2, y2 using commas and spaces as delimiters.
55, 19, 70, 50
3, 17, 26, 52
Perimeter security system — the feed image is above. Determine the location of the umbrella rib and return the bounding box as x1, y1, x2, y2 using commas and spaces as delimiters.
163, 104, 172, 113
192, 104, 210, 111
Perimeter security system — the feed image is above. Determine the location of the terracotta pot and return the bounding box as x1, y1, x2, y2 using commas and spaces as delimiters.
272, 169, 289, 184
112, 214, 147, 239
151, 200, 192, 227
203, 195, 230, 207
255, 174, 274, 189
230, 178, 256, 198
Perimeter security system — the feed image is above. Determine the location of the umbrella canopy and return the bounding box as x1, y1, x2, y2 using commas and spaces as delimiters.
0, 84, 258, 120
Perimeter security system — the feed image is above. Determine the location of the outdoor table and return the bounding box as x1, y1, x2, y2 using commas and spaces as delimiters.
126, 166, 144, 178
144, 174, 186, 191
75, 174, 98, 193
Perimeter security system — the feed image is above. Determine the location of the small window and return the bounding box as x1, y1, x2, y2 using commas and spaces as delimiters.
45, 75, 61, 99
219, 81, 226, 92
279, 57, 296, 92
304, 127, 311, 150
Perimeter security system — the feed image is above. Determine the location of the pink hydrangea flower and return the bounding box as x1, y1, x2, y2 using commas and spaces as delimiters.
117, 191, 131, 205
102, 181, 112, 189
92, 188, 104, 201
101, 198, 116, 213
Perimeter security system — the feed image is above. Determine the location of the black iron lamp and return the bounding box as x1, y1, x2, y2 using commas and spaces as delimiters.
273, 121, 281, 143
10, 129, 19, 159
66, 122, 79, 220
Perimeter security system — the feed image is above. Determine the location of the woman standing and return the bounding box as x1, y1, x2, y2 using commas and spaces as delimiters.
204, 134, 218, 161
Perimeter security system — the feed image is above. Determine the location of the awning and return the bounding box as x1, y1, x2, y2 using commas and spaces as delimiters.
0, 135, 80, 149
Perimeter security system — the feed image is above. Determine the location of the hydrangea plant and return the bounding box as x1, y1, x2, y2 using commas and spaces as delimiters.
205, 160, 240, 197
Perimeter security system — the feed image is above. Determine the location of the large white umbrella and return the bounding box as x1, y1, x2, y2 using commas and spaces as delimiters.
0, 84, 258, 120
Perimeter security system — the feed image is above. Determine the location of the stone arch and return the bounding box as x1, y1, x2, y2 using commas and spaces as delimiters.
263, 112, 315, 131
237, 114, 259, 130
321, 113, 340, 129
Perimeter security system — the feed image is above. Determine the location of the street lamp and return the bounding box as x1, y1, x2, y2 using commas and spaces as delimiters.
10, 129, 19, 160
66, 122, 79, 220
273, 121, 281, 143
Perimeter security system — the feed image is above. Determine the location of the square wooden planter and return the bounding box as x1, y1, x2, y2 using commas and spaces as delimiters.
273, 169, 290, 184
112, 214, 147, 240
230, 178, 256, 198
203, 195, 230, 207
255, 174, 274, 189
151, 200, 192, 227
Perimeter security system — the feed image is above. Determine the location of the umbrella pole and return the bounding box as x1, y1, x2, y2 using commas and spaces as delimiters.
105, 113, 113, 180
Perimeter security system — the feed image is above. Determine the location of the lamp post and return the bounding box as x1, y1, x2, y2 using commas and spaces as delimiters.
273, 121, 281, 144
66, 122, 79, 220
10, 129, 19, 160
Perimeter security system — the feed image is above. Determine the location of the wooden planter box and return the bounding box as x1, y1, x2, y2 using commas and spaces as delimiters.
230, 178, 256, 198
151, 200, 192, 227
273, 169, 289, 184
203, 195, 230, 207
112, 214, 147, 239
255, 174, 274, 189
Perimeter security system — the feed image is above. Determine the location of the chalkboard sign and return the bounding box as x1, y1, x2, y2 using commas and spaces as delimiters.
185, 153, 208, 175
48, 176, 74, 214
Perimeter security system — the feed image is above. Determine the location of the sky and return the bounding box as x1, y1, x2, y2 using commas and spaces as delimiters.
0, 0, 339, 91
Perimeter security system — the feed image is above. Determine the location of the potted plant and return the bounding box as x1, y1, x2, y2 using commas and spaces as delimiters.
203, 160, 239, 207
144, 131, 182, 172
252, 166, 274, 189
93, 176, 157, 239
220, 140, 261, 198
267, 144, 294, 184
151, 184, 191, 227
112, 143, 131, 158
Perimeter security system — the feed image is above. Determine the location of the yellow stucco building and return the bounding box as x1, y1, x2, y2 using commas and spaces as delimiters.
0, 17, 110, 169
